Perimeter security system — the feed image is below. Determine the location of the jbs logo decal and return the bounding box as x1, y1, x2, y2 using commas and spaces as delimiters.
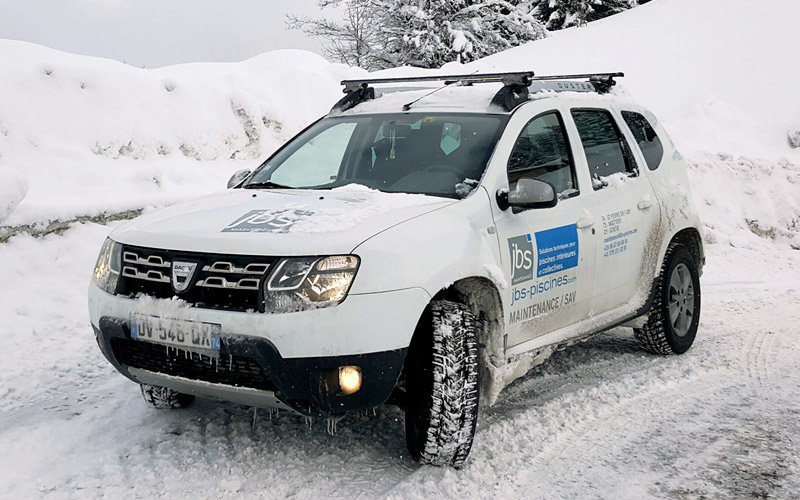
222, 209, 314, 233
507, 224, 581, 321
507, 234, 535, 285
507, 225, 579, 282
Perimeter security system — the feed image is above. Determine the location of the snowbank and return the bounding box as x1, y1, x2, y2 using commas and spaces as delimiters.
0, 40, 366, 226
689, 154, 800, 251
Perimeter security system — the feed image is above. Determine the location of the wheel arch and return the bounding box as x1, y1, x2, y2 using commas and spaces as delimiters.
665, 227, 704, 276
432, 277, 504, 358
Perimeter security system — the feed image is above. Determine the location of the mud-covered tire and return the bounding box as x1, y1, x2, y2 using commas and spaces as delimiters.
140, 384, 195, 409
404, 300, 480, 467
635, 244, 701, 355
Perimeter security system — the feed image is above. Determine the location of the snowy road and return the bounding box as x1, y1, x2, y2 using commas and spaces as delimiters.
1, 223, 799, 500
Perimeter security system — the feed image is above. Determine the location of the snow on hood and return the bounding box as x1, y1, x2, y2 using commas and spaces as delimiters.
109, 185, 454, 255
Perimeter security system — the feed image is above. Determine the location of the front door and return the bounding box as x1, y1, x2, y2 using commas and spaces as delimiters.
492, 109, 596, 353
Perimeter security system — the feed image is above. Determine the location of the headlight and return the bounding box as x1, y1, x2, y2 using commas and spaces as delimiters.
93, 238, 121, 294
264, 255, 359, 313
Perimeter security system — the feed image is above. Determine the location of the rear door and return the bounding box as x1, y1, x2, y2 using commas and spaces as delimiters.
566, 107, 661, 315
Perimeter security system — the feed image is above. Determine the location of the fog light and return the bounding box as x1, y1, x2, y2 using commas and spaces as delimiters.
338, 365, 361, 395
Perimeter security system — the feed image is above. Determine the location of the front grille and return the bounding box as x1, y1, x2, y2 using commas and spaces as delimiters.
118, 245, 275, 312
111, 338, 277, 391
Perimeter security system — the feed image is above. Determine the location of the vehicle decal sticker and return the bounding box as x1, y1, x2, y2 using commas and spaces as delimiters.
601, 208, 637, 257
533, 224, 579, 277
507, 234, 534, 285
222, 209, 315, 233
507, 224, 580, 324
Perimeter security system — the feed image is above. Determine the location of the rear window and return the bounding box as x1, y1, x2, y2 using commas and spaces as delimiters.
621, 111, 664, 170
571, 109, 637, 188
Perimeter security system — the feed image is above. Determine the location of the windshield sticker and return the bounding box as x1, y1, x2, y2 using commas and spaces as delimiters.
507, 224, 580, 324
222, 209, 315, 233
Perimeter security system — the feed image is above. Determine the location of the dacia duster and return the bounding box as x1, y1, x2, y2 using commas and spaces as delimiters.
89, 71, 704, 466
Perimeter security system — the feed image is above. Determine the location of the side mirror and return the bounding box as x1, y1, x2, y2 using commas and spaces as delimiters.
496, 178, 557, 211
227, 169, 252, 189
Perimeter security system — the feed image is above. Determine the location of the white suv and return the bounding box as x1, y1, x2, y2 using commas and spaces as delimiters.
89, 72, 704, 467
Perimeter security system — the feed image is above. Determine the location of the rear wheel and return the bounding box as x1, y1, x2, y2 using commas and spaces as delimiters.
140, 384, 195, 409
635, 244, 701, 355
404, 300, 480, 467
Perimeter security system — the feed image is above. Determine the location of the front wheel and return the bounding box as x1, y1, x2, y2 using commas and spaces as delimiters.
404, 300, 480, 467
635, 244, 701, 355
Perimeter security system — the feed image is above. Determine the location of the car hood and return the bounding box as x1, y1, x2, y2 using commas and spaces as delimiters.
110, 186, 455, 255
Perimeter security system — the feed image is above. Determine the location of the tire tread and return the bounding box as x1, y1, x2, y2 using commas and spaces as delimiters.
410, 300, 480, 467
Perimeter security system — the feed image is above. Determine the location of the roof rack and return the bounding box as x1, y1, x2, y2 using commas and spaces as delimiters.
333, 71, 624, 112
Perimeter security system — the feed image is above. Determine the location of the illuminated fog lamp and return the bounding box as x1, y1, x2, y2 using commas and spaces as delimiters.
338, 365, 362, 395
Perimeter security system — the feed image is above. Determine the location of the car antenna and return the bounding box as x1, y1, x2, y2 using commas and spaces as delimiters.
401, 70, 480, 112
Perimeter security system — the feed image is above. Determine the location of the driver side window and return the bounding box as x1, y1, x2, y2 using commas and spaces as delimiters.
507, 112, 577, 198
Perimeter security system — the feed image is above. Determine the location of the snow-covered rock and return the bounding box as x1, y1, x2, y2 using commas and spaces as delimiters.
789, 126, 800, 149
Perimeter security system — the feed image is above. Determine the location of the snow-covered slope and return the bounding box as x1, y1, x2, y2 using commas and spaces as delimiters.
453, 0, 800, 251
0, 40, 364, 226
453, 0, 799, 251
466, 0, 800, 162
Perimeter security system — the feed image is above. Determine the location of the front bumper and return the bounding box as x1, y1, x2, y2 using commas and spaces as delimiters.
89, 286, 430, 416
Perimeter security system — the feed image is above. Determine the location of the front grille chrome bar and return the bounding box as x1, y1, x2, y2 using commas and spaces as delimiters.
123, 251, 170, 268
203, 261, 270, 275
197, 277, 260, 290
122, 266, 170, 283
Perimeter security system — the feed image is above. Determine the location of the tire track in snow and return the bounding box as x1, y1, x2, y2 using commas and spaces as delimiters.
747, 330, 774, 401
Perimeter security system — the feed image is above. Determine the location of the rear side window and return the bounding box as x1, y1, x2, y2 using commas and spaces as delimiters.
571, 109, 637, 189
622, 111, 664, 170
507, 112, 577, 197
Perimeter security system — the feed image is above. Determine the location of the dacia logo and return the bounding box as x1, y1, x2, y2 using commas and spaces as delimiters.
171, 261, 197, 293
508, 234, 534, 285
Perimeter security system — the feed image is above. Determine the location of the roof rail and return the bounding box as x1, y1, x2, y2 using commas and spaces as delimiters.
341, 72, 535, 93
532, 72, 624, 94
333, 71, 624, 112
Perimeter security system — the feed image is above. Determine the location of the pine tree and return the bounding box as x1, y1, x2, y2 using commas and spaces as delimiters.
385, 0, 549, 67
530, 0, 632, 31
289, 0, 548, 70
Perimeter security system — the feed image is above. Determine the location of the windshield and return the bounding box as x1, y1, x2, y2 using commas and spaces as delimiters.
245, 113, 507, 198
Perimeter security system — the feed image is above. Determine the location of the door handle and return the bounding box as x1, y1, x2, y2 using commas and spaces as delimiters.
637, 198, 653, 210
576, 215, 595, 229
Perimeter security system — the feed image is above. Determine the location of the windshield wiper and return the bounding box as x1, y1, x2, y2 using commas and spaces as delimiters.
243, 181, 294, 190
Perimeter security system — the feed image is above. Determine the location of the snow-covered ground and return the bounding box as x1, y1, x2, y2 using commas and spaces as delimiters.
1, 0, 799, 497
2, 225, 799, 499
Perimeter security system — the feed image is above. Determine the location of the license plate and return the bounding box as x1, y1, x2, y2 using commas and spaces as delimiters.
130, 314, 221, 351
